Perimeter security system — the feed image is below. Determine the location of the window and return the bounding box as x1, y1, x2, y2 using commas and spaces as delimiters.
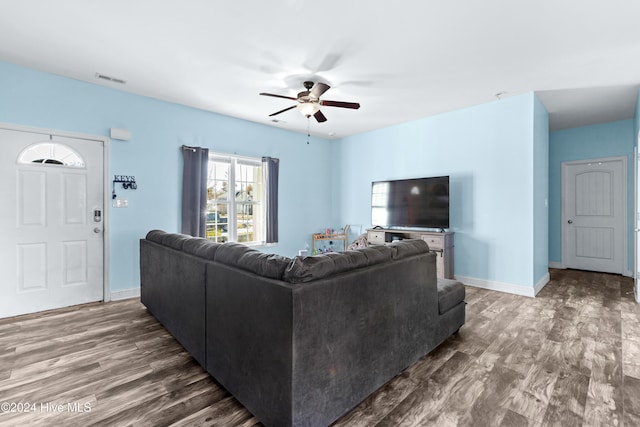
18, 142, 85, 167
206, 153, 265, 244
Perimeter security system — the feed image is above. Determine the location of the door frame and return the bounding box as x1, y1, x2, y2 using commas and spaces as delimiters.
0, 122, 111, 302
636, 140, 640, 302
561, 155, 628, 275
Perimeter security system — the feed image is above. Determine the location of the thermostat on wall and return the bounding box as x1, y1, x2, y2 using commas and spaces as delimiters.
110, 128, 131, 141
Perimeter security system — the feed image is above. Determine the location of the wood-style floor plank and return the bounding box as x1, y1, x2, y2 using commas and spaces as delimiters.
0, 269, 637, 426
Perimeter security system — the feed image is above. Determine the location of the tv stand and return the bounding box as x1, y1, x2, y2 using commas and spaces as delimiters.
367, 228, 454, 279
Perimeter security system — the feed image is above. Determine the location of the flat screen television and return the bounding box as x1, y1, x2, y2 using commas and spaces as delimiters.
371, 176, 450, 229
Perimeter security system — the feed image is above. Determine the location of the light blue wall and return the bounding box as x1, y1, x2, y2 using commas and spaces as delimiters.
548, 119, 634, 271
0, 61, 334, 291
533, 97, 550, 284
333, 92, 545, 289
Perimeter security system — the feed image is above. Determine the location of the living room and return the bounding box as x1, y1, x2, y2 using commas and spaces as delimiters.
2, 62, 638, 300
1, 1, 640, 425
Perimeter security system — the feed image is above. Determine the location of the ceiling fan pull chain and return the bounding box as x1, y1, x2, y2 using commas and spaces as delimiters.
307, 117, 310, 144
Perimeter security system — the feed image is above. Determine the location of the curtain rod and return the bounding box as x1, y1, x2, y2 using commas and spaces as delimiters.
181, 145, 198, 152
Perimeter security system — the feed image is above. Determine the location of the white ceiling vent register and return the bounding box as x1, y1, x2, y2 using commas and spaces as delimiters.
95, 73, 126, 85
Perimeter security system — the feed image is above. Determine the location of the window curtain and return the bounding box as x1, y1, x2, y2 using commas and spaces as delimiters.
262, 156, 279, 243
181, 145, 209, 237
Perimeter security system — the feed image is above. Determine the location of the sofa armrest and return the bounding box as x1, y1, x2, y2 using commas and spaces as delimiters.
140, 239, 207, 367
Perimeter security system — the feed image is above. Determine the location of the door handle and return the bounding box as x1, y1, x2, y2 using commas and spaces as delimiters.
568, 220, 573, 224
93, 227, 102, 234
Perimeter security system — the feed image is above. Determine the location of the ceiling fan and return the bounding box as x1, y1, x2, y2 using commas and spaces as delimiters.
260, 81, 360, 123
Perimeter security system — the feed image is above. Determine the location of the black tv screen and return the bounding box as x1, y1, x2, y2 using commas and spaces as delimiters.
371, 176, 450, 229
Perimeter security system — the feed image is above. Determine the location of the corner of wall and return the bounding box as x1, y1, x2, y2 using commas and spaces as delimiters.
533, 93, 550, 285
635, 88, 640, 146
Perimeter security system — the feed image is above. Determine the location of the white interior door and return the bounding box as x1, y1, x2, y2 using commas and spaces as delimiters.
562, 157, 626, 275
0, 128, 104, 318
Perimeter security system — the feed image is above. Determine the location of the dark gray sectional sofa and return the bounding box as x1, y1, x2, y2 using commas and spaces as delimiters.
140, 230, 465, 427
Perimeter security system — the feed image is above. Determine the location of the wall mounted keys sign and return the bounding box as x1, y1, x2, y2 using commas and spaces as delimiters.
112, 175, 137, 199
114, 175, 137, 189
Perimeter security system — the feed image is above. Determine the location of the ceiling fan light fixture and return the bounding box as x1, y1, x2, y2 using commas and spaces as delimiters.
297, 102, 320, 117
260, 81, 359, 123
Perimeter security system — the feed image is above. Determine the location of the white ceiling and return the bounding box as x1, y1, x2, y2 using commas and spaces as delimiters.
1, 1, 639, 138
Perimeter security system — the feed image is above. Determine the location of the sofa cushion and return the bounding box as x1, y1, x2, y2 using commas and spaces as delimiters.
388, 239, 430, 259
358, 245, 393, 264
183, 238, 220, 260
146, 230, 193, 250
146, 229, 167, 243
158, 233, 191, 250
437, 278, 465, 314
283, 245, 393, 284
215, 242, 291, 279
283, 254, 350, 284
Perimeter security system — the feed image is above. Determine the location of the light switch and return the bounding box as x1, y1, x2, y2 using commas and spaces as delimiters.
113, 198, 128, 208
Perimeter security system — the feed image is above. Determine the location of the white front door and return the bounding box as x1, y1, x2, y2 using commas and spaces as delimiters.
0, 127, 105, 318
562, 157, 626, 275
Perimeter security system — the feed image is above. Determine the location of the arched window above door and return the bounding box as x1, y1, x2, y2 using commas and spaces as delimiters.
17, 142, 85, 168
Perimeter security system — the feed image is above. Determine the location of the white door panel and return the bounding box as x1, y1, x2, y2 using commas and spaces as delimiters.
562, 157, 626, 274
0, 128, 104, 318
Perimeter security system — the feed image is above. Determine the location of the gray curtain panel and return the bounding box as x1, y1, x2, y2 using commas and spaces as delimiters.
262, 156, 279, 243
181, 145, 209, 237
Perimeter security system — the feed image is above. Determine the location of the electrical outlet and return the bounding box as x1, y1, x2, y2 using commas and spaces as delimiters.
113, 198, 128, 208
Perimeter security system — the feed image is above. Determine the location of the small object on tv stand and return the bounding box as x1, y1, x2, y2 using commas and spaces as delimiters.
386, 232, 404, 243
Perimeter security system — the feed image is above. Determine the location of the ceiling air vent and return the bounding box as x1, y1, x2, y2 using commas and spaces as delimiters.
95, 73, 126, 84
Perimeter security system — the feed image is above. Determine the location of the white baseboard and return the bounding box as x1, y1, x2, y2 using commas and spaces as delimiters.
534, 272, 551, 296
110, 287, 140, 301
454, 275, 537, 298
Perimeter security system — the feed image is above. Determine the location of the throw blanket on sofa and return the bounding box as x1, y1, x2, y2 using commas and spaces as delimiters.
348, 233, 369, 250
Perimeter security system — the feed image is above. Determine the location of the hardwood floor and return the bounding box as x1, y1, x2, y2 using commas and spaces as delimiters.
0, 269, 638, 426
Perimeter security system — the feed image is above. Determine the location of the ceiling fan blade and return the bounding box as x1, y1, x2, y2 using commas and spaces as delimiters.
314, 110, 327, 123
260, 92, 298, 101
320, 100, 360, 109
269, 105, 297, 117
310, 83, 330, 99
